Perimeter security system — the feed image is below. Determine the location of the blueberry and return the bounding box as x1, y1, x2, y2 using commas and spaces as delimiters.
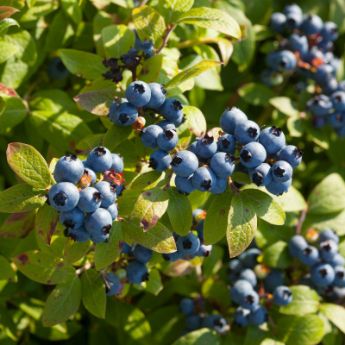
149, 150, 172, 172
109, 101, 138, 126
217, 133, 236, 153
176, 233, 200, 256
48, 182, 80, 212
267, 50, 296, 72
248, 306, 267, 326
157, 129, 178, 151
329, 112, 345, 129
66, 226, 90, 242
120, 242, 132, 254
210, 177, 227, 194
277, 145, 302, 168
307, 95, 333, 117
259, 126, 286, 155
283, 4, 302, 16
54, 155, 84, 184
234, 120, 260, 144
60, 208, 84, 230
285, 12, 303, 30
319, 228, 339, 244
186, 315, 201, 331
171, 150, 199, 177
249, 163, 272, 187
320, 240, 338, 262
141, 125, 163, 148
331, 91, 345, 112
321, 21, 338, 42
159, 98, 184, 122
229, 259, 243, 274
311, 263, 335, 287
86, 147, 113, 173
174, 175, 195, 195
264, 270, 285, 293
231, 279, 254, 304
195, 135, 218, 159
288, 235, 307, 257
105, 272, 122, 296
196, 244, 212, 257
261, 69, 284, 86
132, 245, 152, 264
334, 266, 345, 287
234, 307, 250, 327
85, 208, 112, 239
191, 167, 216, 192
300, 14, 323, 35
265, 178, 292, 195
107, 203, 118, 221
239, 248, 261, 268
146, 83, 166, 109
314, 65, 335, 84
202, 315, 228, 334
239, 269, 257, 287
270, 12, 286, 33
95, 181, 116, 208
82, 168, 97, 186
78, 187, 102, 213
239, 142, 267, 169
239, 290, 259, 311
329, 254, 345, 267
220, 107, 248, 134
180, 298, 194, 315
125, 81, 151, 107
271, 160, 293, 183
157, 120, 176, 131
163, 250, 183, 262
110, 154, 124, 173
210, 152, 235, 178
126, 260, 149, 284
47, 57, 69, 80
298, 245, 320, 266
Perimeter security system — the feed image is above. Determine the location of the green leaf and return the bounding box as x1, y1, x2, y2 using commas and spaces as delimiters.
94, 222, 122, 270
177, 7, 241, 39
6, 142, 54, 189
132, 6, 165, 42
166, 60, 222, 89
262, 241, 291, 269
103, 125, 132, 151
167, 188, 193, 236
269, 97, 299, 117
0, 255, 15, 280
241, 189, 285, 225
35, 204, 59, 247
238, 83, 274, 106
139, 54, 164, 82
0, 94, 27, 134
308, 173, 345, 215
204, 192, 232, 245
145, 269, 163, 295
279, 285, 320, 316
130, 188, 169, 230
227, 193, 257, 258
330, 0, 345, 33
0, 211, 35, 238
122, 220, 176, 254
158, 0, 194, 23
276, 314, 325, 345
320, 303, 345, 334
42, 275, 81, 326
172, 328, 220, 345
58, 49, 106, 80
13, 251, 75, 285
0, 184, 46, 213
101, 25, 135, 58
81, 269, 106, 319
0, 18, 19, 35
275, 186, 307, 212
177, 105, 207, 137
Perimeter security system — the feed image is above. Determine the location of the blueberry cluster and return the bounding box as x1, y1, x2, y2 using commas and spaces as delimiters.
103, 34, 154, 83
230, 248, 293, 327
180, 298, 229, 334
265, 4, 339, 89
172, 107, 302, 196
48, 146, 124, 243
109, 79, 185, 171
164, 209, 212, 261
289, 229, 345, 299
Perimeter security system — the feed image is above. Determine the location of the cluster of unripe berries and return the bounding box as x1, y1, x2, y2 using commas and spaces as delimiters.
171, 107, 301, 196
289, 229, 345, 299
47, 146, 124, 243
267, 4, 345, 136
103, 34, 154, 83
230, 247, 293, 327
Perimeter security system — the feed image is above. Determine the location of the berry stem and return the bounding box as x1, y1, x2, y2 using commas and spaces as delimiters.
156, 24, 176, 54
296, 208, 308, 234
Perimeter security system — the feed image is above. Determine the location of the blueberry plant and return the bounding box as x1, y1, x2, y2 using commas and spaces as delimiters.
1, 1, 345, 344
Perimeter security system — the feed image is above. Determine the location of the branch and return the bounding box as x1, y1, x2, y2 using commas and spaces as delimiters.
156, 24, 176, 54
296, 208, 307, 234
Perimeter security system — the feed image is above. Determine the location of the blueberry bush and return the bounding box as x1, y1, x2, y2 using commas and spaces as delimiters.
1, 0, 345, 344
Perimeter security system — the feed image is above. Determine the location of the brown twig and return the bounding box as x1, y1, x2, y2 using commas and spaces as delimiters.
156, 24, 176, 54
296, 208, 307, 234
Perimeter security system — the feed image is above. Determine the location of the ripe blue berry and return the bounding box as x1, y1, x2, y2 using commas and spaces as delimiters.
195, 135, 218, 159
141, 125, 163, 148
266, 178, 292, 195
82, 168, 97, 185
239, 248, 261, 268
288, 235, 307, 257
191, 166, 216, 192
264, 270, 285, 293
249, 163, 272, 187
180, 298, 195, 315
48, 182, 80, 212
186, 315, 201, 331
311, 263, 335, 287
66, 226, 90, 242
283, 4, 302, 16
271, 160, 293, 182
159, 98, 184, 122
78, 187, 102, 213
277, 145, 302, 168
298, 245, 320, 266
126, 260, 149, 284
239, 269, 257, 287
86, 146, 113, 173
234, 120, 260, 144
240, 142, 267, 169
210, 152, 235, 178
110, 154, 124, 173
220, 107, 248, 134
300, 14, 323, 35
231, 280, 254, 304
107, 203, 118, 221
133, 245, 152, 264
266, 50, 296, 72
210, 177, 227, 194
105, 273, 122, 296
334, 266, 345, 287
54, 155, 84, 184
239, 290, 259, 311
109, 101, 138, 126
125, 81, 151, 107
319, 240, 338, 262
171, 150, 199, 177
174, 175, 195, 195
95, 181, 116, 208
248, 306, 267, 326
217, 133, 236, 153
259, 126, 286, 155
60, 208, 84, 230
319, 228, 339, 244
146, 83, 166, 109
331, 91, 345, 112
85, 208, 112, 238
321, 21, 338, 42
176, 233, 200, 256
149, 150, 172, 171
234, 307, 250, 327
157, 120, 176, 131
157, 129, 178, 151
